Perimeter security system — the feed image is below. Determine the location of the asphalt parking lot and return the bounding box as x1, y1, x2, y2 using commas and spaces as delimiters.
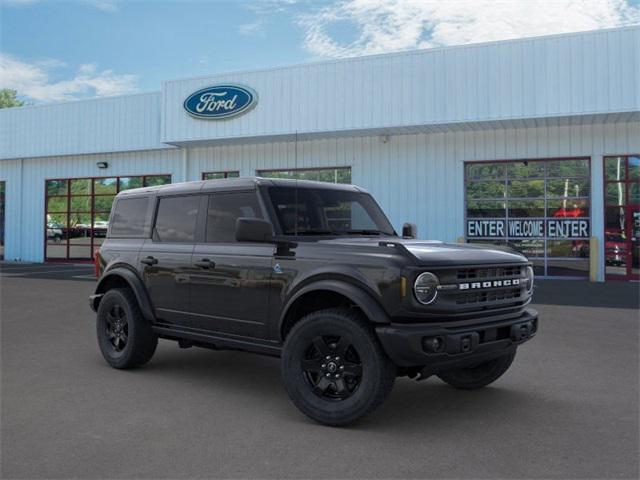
1, 262, 638, 479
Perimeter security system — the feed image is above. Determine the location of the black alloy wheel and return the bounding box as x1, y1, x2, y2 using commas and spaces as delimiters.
281, 308, 396, 426
96, 288, 158, 369
302, 335, 363, 400
104, 304, 129, 352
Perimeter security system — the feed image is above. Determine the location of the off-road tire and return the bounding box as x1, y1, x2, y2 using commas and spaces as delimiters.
96, 288, 158, 369
437, 350, 516, 390
281, 308, 396, 426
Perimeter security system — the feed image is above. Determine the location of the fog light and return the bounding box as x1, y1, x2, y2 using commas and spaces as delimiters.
422, 336, 444, 353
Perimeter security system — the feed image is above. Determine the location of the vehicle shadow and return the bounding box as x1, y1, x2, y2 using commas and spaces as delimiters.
133, 345, 546, 430
533, 280, 639, 310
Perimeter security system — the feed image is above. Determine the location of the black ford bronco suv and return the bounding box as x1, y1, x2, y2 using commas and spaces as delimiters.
90, 177, 537, 426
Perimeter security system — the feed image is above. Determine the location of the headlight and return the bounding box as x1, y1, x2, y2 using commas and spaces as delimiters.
525, 266, 534, 293
414, 272, 439, 305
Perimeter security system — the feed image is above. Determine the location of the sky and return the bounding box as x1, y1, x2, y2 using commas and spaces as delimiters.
1, 0, 639, 104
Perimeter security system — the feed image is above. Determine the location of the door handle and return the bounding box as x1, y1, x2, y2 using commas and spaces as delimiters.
194, 259, 215, 269
141, 256, 158, 266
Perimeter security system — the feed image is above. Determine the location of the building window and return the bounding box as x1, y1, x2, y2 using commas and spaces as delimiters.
257, 167, 351, 184
202, 171, 240, 180
45, 174, 171, 260
465, 158, 591, 278
603, 155, 639, 280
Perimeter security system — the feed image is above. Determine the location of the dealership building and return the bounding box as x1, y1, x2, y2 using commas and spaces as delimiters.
0, 26, 638, 281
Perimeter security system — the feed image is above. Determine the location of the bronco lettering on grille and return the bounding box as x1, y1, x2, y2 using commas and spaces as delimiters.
459, 279, 520, 290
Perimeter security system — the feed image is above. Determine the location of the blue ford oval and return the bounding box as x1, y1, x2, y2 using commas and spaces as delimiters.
183, 85, 257, 120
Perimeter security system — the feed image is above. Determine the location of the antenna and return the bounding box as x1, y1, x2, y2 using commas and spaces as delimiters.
294, 130, 298, 236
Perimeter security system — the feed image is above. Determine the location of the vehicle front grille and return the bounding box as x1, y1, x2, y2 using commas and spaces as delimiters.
457, 265, 522, 280
456, 287, 521, 305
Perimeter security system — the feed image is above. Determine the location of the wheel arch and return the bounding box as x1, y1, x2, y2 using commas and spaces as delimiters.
94, 267, 156, 323
279, 279, 390, 342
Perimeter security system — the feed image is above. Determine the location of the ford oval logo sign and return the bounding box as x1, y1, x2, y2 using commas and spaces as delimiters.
183, 84, 257, 120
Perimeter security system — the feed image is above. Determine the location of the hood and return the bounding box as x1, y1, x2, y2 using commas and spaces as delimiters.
317, 237, 528, 266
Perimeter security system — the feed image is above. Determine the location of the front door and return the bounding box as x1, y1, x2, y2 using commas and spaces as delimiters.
189, 191, 274, 339
604, 155, 639, 280
139, 194, 200, 323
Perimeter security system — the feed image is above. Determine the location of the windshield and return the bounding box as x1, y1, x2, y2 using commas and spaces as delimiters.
267, 187, 396, 236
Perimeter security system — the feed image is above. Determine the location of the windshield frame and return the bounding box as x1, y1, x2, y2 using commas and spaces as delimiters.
261, 185, 397, 238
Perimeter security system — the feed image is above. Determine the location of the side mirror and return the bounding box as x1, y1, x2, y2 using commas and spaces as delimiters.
402, 222, 417, 239
235, 218, 274, 243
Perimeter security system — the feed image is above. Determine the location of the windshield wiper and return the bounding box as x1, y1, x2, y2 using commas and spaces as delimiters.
292, 229, 337, 235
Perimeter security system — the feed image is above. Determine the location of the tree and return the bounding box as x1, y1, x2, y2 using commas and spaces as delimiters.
0, 89, 25, 109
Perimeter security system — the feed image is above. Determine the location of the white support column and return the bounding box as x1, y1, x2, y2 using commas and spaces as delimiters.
591, 155, 605, 282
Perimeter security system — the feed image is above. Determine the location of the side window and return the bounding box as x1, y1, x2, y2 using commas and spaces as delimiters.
109, 197, 149, 237
206, 192, 263, 243
154, 195, 200, 243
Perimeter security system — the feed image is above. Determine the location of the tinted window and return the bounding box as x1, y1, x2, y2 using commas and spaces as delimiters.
268, 187, 394, 236
206, 192, 263, 243
110, 197, 149, 237
154, 196, 199, 243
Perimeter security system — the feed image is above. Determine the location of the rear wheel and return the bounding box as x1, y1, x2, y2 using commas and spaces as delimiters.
281, 308, 396, 426
96, 288, 158, 369
437, 350, 516, 390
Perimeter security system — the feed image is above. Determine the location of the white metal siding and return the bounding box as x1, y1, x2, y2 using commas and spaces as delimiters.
0, 92, 168, 160
162, 27, 640, 145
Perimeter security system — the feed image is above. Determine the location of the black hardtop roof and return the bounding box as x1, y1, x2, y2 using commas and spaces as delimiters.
116, 176, 366, 197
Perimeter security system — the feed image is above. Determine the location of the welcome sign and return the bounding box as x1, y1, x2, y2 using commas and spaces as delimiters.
184, 85, 257, 120
467, 219, 590, 239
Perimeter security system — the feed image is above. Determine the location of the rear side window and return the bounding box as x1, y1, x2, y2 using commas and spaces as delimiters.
206, 192, 263, 243
154, 195, 200, 243
109, 197, 149, 237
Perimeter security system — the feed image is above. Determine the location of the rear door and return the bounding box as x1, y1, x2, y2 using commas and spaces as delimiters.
139, 194, 201, 324
190, 190, 274, 339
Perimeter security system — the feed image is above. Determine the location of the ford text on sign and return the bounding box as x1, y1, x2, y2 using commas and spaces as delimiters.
467, 219, 590, 238
184, 85, 257, 119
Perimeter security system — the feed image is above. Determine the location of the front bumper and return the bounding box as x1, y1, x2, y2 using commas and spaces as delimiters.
376, 308, 538, 370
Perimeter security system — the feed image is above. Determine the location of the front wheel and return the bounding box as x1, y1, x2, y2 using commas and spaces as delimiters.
281, 308, 396, 426
436, 350, 516, 390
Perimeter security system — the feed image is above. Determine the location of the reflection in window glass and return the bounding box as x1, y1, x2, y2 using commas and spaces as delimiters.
506, 162, 545, 178
110, 197, 149, 237
547, 199, 589, 218
47, 197, 67, 213
94, 178, 117, 195
466, 163, 505, 180
466, 200, 506, 218
94, 195, 115, 212
508, 239, 545, 257
605, 157, 626, 181
605, 207, 626, 233
547, 240, 590, 258
606, 183, 626, 206
206, 192, 262, 243
629, 183, 639, 205
259, 167, 351, 184
71, 179, 92, 195
466, 182, 505, 199
547, 159, 589, 178
547, 179, 589, 198
507, 200, 545, 218
629, 156, 640, 180
507, 180, 545, 198
203, 171, 240, 180
154, 196, 199, 243
46, 180, 67, 196
119, 177, 143, 191
70, 196, 91, 212
145, 175, 172, 187
465, 158, 591, 277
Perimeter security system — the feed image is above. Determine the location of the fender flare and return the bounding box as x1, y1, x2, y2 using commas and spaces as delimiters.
278, 279, 390, 340
94, 267, 156, 323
